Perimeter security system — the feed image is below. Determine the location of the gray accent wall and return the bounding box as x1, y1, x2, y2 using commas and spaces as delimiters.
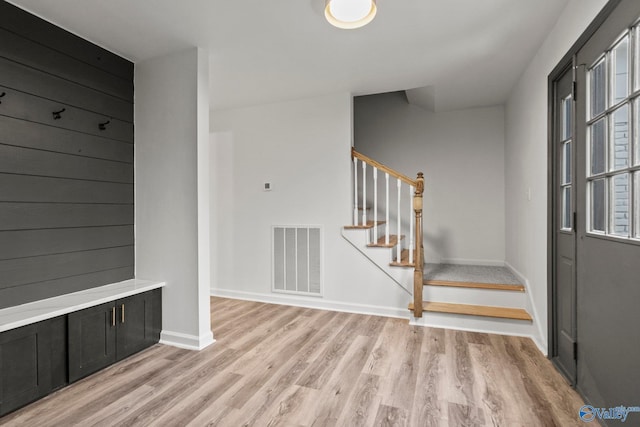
0, 1, 134, 309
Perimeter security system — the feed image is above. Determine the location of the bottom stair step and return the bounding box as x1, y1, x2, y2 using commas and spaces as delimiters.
409, 301, 532, 321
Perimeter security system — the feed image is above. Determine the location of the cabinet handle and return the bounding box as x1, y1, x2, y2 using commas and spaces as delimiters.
121, 304, 125, 323
111, 306, 116, 326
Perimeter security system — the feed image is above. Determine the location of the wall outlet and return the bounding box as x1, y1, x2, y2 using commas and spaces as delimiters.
264, 182, 272, 191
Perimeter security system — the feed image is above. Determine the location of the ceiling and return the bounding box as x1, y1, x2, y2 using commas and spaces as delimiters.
9, 0, 570, 111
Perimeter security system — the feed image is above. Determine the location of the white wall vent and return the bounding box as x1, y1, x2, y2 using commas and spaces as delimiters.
272, 226, 322, 296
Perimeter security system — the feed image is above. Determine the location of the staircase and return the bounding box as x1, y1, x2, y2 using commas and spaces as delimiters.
343, 148, 534, 333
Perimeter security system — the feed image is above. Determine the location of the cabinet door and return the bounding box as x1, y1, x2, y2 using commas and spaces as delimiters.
0, 321, 52, 416
116, 293, 146, 360
116, 289, 162, 360
68, 301, 116, 383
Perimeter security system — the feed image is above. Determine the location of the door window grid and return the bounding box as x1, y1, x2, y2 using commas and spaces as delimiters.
561, 94, 573, 231
586, 28, 640, 240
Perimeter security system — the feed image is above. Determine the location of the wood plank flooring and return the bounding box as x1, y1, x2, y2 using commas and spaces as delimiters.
0, 297, 592, 426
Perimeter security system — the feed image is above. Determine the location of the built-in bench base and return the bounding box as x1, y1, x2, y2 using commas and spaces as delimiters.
0, 279, 164, 417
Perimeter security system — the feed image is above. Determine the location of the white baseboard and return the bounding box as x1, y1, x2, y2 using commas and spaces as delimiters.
505, 261, 548, 355
210, 288, 408, 319
160, 330, 215, 351
439, 258, 506, 267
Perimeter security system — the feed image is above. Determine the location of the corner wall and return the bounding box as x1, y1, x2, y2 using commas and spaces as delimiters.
135, 47, 213, 350
505, 0, 608, 353
210, 93, 412, 317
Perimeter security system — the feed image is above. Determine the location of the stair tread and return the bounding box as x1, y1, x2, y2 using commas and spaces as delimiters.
344, 220, 386, 230
423, 279, 525, 292
367, 235, 404, 248
409, 301, 532, 321
390, 249, 415, 267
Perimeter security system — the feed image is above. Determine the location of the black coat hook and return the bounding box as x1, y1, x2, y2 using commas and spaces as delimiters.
98, 120, 111, 131
52, 108, 66, 120
0, 92, 6, 104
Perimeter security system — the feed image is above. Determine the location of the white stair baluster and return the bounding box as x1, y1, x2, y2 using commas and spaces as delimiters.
397, 179, 401, 263
373, 167, 378, 242
409, 185, 414, 265
362, 161, 367, 227
353, 157, 358, 226
385, 173, 390, 245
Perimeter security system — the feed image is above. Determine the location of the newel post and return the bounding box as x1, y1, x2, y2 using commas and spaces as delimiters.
413, 172, 424, 318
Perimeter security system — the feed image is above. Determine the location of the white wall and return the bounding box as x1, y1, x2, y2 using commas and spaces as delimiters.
210, 93, 412, 317
505, 0, 608, 352
354, 92, 506, 265
135, 47, 213, 350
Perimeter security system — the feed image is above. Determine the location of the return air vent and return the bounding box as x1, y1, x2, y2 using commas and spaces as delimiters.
272, 226, 322, 296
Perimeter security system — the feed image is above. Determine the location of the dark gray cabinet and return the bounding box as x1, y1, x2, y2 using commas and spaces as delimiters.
0, 317, 66, 416
0, 288, 161, 416
68, 289, 162, 382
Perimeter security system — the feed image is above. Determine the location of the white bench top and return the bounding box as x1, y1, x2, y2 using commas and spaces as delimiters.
0, 279, 165, 333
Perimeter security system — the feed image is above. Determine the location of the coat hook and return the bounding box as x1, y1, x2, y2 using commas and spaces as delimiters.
52, 108, 66, 120
98, 120, 111, 131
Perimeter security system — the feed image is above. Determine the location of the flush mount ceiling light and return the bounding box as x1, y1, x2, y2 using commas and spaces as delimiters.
325, 0, 377, 29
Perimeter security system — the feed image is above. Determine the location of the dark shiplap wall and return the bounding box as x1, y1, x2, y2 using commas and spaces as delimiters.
0, 1, 135, 308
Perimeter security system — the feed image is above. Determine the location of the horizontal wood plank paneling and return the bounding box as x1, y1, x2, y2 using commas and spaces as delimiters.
0, 226, 134, 260
0, 3, 134, 308
0, 116, 133, 163
0, 267, 135, 310
0, 2, 133, 81
0, 28, 132, 101
0, 246, 134, 290
0, 174, 133, 204
0, 86, 134, 143
0, 203, 133, 231
0, 144, 133, 183
0, 58, 132, 122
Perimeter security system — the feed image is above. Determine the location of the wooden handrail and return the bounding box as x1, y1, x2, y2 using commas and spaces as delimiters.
352, 148, 416, 186
350, 148, 425, 317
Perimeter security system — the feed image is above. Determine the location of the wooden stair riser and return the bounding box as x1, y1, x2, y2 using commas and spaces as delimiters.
409, 301, 532, 321
421, 285, 527, 309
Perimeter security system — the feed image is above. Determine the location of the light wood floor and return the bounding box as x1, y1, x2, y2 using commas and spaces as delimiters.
0, 297, 591, 426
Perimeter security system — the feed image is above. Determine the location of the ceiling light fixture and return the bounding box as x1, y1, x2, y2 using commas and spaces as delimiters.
325, 0, 377, 29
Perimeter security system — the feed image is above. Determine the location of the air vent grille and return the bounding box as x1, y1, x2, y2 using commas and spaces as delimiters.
273, 226, 322, 296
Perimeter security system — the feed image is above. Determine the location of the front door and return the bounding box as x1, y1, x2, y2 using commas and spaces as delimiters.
573, 0, 640, 409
